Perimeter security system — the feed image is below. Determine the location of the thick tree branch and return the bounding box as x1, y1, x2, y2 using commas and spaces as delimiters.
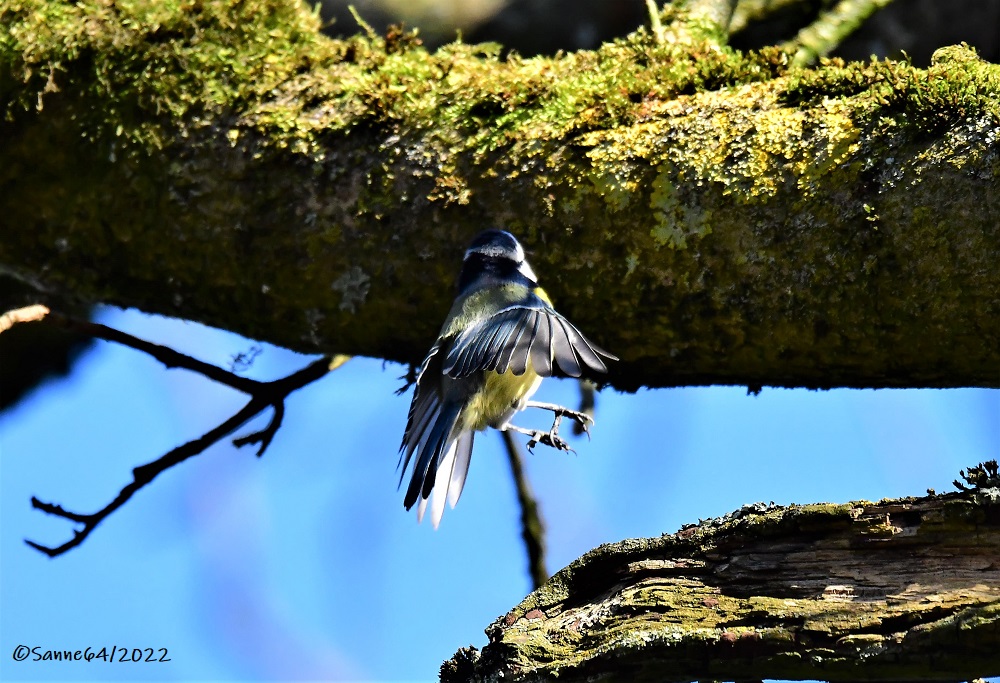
4, 307, 339, 556
1, 1, 999, 391
446, 478, 1000, 682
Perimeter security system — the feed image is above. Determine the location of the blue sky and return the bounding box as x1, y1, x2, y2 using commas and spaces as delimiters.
2, 306, 997, 681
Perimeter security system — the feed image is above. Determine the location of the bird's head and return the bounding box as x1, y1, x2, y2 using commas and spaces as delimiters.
458, 229, 538, 292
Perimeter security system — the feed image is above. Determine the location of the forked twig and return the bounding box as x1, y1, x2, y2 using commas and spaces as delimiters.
2, 305, 344, 557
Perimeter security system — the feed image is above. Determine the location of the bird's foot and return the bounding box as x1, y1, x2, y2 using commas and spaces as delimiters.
507, 415, 574, 454
525, 430, 572, 453
524, 401, 593, 438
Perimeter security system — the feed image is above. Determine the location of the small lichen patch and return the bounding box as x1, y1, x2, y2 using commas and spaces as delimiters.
330, 266, 370, 313
648, 165, 712, 249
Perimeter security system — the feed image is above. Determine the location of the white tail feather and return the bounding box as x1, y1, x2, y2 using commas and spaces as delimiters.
413, 431, 475, 527
449, 432, 474, 508
428, 439, 458, 528
416, 494, 428, 524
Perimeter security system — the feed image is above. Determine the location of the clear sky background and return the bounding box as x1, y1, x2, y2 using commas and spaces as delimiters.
1, 305, 997, 681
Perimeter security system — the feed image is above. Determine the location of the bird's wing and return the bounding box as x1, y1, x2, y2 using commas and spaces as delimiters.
397, 341, 446, 484
398, 341, 476, 526
442, 303, 616, 379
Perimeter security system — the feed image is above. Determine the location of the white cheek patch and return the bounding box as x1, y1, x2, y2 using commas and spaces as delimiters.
518, 260, 538, 282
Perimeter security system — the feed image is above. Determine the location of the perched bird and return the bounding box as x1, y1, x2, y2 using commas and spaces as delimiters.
398, 229, 617, 527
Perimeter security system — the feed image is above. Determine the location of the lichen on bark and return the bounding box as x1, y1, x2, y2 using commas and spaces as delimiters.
447, 491, 1000, 682
1, 0, 998, 390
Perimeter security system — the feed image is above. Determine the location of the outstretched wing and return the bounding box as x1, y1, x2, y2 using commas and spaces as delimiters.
442, 303, 616, 379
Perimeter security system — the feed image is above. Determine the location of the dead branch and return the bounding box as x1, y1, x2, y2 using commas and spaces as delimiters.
446, 473, 1000, 682
3, 306, 338, 557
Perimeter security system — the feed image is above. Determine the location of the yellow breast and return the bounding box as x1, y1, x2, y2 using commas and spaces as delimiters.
461, 363, 542, 432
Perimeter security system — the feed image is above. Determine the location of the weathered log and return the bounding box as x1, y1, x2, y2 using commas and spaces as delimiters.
446, 488, 1000, 681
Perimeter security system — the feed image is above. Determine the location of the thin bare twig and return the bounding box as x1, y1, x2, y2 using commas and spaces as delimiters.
650, 0, 739, 47
646, 0, 665, 45
572, 379, 597, 436
42, 309, 263, 393
0, 304, 50, 332
784, 0, 896, 65
501, 430, 548, 590
29, 398, 270, 557
729, 0, 803, 35
9, 306, 344, 557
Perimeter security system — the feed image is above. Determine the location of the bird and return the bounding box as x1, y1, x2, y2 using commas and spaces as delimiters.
397, 229, 617, 527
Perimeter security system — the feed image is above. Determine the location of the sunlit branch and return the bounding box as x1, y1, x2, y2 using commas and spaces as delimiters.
0, 304, 51, 332
785, 0, 896, 65
686, 0, 740, 36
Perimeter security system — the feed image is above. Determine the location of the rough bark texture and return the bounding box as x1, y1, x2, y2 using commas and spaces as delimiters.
2, 0, 999, 391
445, 490, 1000, 682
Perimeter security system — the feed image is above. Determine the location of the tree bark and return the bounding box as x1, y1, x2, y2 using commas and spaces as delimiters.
444, 489, 1000, 682
2, 0, 999, 391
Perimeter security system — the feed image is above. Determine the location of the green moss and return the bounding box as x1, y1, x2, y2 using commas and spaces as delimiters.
478, 492, 1000, 681
3, 0, 999, 390
3, 0, 330, 145
5, 0, 992, 223
783, 44, 1000, 133
2, 0, 798, 161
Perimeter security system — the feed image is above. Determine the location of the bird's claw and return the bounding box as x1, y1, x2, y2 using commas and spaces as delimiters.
555, 407, 593, 426
513, 402, 593, 453
526, 431, 574, 454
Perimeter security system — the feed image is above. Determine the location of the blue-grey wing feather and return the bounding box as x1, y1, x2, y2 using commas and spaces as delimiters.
529, 312, 553, 376
492, 312, 531, 375
399, 341, 452, 495
403, 399, 461, 509
508, 310, 538, 376
445, 308, 529, 378
399, 346, 440, 465
550, 316, 582, 377
442, 301, 614, 380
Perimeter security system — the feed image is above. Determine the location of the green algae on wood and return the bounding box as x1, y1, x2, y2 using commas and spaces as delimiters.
449, 492, 1000, 682
1, 0, 999, 391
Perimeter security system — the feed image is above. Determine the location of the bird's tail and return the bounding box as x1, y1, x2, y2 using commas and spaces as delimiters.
402, 403, 475, 528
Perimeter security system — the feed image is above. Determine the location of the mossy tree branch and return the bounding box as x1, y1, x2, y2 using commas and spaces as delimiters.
444, 487, 1000, 682
2, 0, 999, 391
